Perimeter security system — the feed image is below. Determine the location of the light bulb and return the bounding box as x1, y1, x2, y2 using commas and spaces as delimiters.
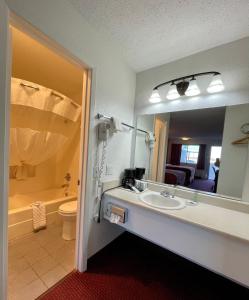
149, 89, 161, 103
185, 78, 200, 96
207, 74, 224, 93
166, 84, 180, 100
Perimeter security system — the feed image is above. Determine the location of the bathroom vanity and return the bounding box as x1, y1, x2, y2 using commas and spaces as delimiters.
103, 183, 249, 288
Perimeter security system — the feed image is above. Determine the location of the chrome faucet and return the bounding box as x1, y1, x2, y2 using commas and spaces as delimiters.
127, 183, 140, 194
64, 172, 71, 182
61, 173, 71, 196
61, 183, 69, 188
160, 186, 176, 199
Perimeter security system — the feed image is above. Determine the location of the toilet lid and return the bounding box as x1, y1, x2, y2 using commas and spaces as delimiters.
59, 201, 77, 214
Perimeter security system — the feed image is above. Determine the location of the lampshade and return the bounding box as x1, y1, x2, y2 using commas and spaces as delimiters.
185, 78, 200, 96
149, 89, 161, 103
207, 74, 224, 93
166, 83, 180, 100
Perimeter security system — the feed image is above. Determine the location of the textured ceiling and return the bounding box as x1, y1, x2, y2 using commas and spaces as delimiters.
68, 0, 249, 71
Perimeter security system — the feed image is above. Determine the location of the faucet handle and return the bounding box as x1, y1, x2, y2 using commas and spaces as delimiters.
160, 190, 170, 197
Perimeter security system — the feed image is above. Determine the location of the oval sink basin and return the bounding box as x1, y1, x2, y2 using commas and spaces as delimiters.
139, 191, 185, 210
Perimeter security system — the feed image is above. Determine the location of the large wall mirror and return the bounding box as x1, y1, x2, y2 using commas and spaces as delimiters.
133, 37, 249, 201
134, 104, 249, 200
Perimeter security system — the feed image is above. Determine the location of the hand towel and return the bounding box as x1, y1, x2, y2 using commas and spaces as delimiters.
31, 201, 46, 232
110, 117, 123, 133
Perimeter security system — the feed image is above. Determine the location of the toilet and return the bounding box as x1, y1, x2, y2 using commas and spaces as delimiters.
58, 201, 77, 240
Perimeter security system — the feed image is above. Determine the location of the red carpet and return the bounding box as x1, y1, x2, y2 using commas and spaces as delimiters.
39, 232, 249, 300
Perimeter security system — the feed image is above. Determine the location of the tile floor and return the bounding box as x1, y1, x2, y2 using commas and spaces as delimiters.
8, 225, 75, 300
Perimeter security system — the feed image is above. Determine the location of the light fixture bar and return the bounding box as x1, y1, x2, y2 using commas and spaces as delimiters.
153, 71, 220, 91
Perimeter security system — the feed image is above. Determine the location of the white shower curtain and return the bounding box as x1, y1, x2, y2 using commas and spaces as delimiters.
9, 78, 80, 171
10, 128, 68, 166
11, 78, 81, 122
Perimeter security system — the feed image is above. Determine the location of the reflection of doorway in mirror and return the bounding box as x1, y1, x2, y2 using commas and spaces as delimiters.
209, 146, 222, 180
151, 117, 168, 182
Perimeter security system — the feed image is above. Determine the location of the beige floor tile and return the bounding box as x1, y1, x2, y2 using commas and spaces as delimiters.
8, 257, 30, 280
32, 255, 58, 277
36, 232, 55, 247
44, 239, 67, 257
9, 234, 38, 247
41, 265, 67, 288
9, 279, 47, 300
24, 247, 49, 265
9, 240, 41, 259
8, 225, 75, 296
60, 257, 75, 273
8, 268, 38, 291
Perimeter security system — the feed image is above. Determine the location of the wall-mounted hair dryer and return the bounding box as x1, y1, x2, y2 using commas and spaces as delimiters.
145, 132, 156, 149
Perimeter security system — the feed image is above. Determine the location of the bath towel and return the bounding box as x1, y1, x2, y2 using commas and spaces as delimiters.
31, 201, 46, 232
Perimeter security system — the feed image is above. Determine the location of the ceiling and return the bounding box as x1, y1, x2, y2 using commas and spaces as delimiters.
68, 0, 249, 71
169, 107, 226, 140
12, 27, 84, 104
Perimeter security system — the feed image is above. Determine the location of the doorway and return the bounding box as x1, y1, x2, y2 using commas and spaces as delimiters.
209, 146, 222, 180
7, 23, 91, 300
151, 117, 168, 182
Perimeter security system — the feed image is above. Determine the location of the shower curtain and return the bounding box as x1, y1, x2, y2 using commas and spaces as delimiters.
10, 78, 81, 177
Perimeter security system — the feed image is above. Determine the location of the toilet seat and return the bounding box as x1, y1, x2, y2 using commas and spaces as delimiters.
59, 200, 77, 216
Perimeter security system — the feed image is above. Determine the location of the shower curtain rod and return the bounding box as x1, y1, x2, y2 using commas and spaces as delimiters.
96, 113, 149, 134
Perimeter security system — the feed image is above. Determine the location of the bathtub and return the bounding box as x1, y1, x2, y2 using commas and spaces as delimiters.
8, 188, 77, 241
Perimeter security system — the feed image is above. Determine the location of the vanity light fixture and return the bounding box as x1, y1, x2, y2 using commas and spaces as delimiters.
149, 89, 161, 103
166, 83, 180, 100
185, 77, 200, 97
207, 74, 224, 93
149, 71, 223, 103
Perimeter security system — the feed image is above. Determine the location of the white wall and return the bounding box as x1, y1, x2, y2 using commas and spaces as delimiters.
218, 104, 249, 198
5, 0, 136, 258
135, 37, 249, 115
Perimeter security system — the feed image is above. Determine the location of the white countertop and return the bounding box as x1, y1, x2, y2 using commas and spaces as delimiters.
105, 188, 249, 243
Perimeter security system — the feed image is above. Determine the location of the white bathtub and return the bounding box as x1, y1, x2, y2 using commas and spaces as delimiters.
8, 188, 77, 241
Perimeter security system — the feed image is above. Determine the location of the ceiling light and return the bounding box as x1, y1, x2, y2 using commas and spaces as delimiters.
166, 83, 180, 100
207, 74, 224, 93
185, 78, 200, 96
149, 89, 161, 103
181, 137, 191, 141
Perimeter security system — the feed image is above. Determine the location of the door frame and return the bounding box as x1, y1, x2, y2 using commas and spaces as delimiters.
1, 7, 94, 299
0, 2, 11, 300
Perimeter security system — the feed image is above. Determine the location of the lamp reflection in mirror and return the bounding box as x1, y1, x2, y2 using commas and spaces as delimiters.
166, 83, 180, 100
185, 78, 200, 96
149, 89, 161, 103
207, 74, 224, 93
